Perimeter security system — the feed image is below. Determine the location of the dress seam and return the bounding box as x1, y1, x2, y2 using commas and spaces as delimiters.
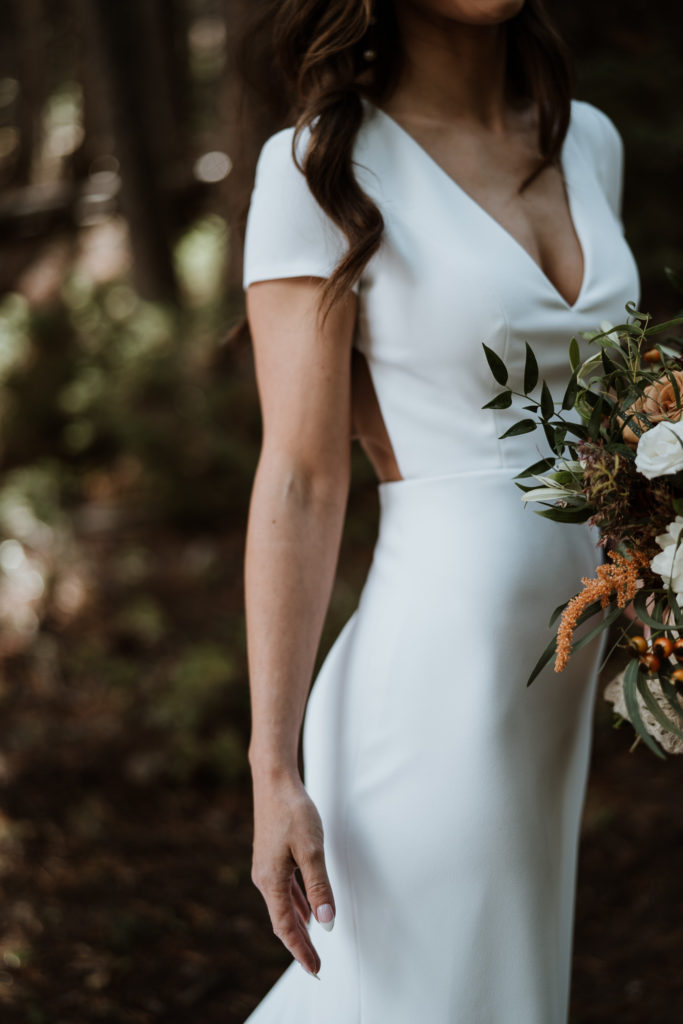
483, 273, 511, 469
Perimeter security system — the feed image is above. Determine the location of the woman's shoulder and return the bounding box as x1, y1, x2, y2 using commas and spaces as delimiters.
244, 122, 359, 291
252, 124, 308, 188
569, 97, 624, 163
569, 98, 625, 222
253, 115, 377, 183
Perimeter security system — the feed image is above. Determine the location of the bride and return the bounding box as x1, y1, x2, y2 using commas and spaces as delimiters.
241, 0, 640, 1020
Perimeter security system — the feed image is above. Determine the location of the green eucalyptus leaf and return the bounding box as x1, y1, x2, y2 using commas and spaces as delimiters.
664, 368, 681, 408
561, 370, 579, 411
624, 300, 651, 322
563, 422, 588, 440
554, 426, 567, 450
482, 390, 513, 410
587, 396, 604, 440
542, 420, 557, 453
523, 341, 539, 393
548, 599, 570, 628
632, 591, 674, 631
667, 585, 683, 623
569, 336, 580, 371
534, 505, 592, 523
601, 347, 618, 375
621, 383, 648, 407
514, 457, 557, 479
526, 633, 557, 687
498, 418, 537, 439
570, 603, 623, 654
645, 315, 683, 336
658, 674, 683, 721
548, 469, 580, 486
622, 660, 666, 759
528, 599, 615, 687
482, 343, 508, 385
540, 380, 554, 420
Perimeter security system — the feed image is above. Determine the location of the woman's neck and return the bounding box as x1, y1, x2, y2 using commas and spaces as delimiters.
386, 5, 516, 132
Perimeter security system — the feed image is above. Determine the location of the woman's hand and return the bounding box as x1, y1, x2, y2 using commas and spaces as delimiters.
621, 597, 651, 640
250, 770, 336, 977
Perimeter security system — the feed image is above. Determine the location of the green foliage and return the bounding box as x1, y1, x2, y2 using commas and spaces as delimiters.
152, 643, 239, 733
481, 295, 683, 753
534, 504, 593, 523
498, 418, 536, 439
623, 659, 666, 760
0, 220, 258, 529
0, 214, 263, 791
482, 342, 508, 385
482, 389, 512, 409
540, 380, 554, 420
569, 336, 580, 371
523, 341, 539, 392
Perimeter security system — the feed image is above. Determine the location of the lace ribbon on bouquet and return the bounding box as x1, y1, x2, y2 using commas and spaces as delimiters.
604, 668, 683, 755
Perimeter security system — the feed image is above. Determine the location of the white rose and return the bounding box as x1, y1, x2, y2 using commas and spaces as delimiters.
634, 420, 683, 479
650, 516, 683, 604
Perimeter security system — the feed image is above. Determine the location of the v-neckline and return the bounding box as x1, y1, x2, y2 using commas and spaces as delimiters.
366, 98, 588, 312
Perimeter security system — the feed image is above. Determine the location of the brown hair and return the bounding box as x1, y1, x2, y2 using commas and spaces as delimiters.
238, 0, 574, 319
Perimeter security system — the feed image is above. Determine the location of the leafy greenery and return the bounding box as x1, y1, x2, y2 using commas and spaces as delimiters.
482, 281, 683, 755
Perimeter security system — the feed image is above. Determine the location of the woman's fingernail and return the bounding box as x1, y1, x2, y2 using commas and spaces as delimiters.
316, 903, 335, 931
298, 960, 321, 979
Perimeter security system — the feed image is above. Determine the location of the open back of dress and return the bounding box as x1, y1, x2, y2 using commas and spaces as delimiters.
242, 97, 641, 1024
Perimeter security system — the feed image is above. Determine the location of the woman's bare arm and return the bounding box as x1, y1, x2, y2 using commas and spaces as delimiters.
244, 277, 357, 977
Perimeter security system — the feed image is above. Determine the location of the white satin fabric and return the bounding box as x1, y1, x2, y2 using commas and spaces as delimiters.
242, 97, 641, 1023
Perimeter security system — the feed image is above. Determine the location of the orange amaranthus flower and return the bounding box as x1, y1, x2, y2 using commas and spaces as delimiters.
554, 548, 650, 672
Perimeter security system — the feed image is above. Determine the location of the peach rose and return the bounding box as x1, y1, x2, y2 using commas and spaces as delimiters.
619, 369, 683, 447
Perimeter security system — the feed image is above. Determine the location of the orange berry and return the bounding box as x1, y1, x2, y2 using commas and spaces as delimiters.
673, 639, 683, 662
653, 636, 674, 659
672, 668, 683, 690
643, 348, 661, 363
628, 635, 649, 655
641, 653, 661, 673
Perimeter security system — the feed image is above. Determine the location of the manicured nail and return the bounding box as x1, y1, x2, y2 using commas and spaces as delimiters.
316, 903, 335, 931
298, 960, 321, 979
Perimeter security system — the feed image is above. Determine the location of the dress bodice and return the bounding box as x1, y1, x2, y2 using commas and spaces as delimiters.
243, 98, 641, 478
242, 96, 631, 1024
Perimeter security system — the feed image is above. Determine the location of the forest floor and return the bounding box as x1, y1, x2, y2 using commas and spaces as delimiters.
0, 490, 682, 1024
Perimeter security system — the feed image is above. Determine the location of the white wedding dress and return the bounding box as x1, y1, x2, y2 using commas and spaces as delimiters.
242, 96, 641, 1023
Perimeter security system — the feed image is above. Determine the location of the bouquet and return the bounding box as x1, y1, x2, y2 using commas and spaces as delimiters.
482, 278, 683, 758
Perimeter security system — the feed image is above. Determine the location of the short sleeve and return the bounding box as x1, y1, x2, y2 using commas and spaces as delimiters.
573, 100, 626, 233
243, 126, 359, 293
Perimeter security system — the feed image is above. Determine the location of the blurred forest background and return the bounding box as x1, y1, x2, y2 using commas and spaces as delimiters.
0, 1, 681, 1022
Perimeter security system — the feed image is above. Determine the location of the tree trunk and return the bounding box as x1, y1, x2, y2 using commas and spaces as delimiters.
86, 0, 180, 304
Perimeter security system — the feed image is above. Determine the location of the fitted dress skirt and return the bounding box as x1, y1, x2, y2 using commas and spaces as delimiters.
243, 467, 607, 1024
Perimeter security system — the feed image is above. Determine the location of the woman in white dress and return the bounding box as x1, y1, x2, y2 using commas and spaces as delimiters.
242, 0, 641, 1020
